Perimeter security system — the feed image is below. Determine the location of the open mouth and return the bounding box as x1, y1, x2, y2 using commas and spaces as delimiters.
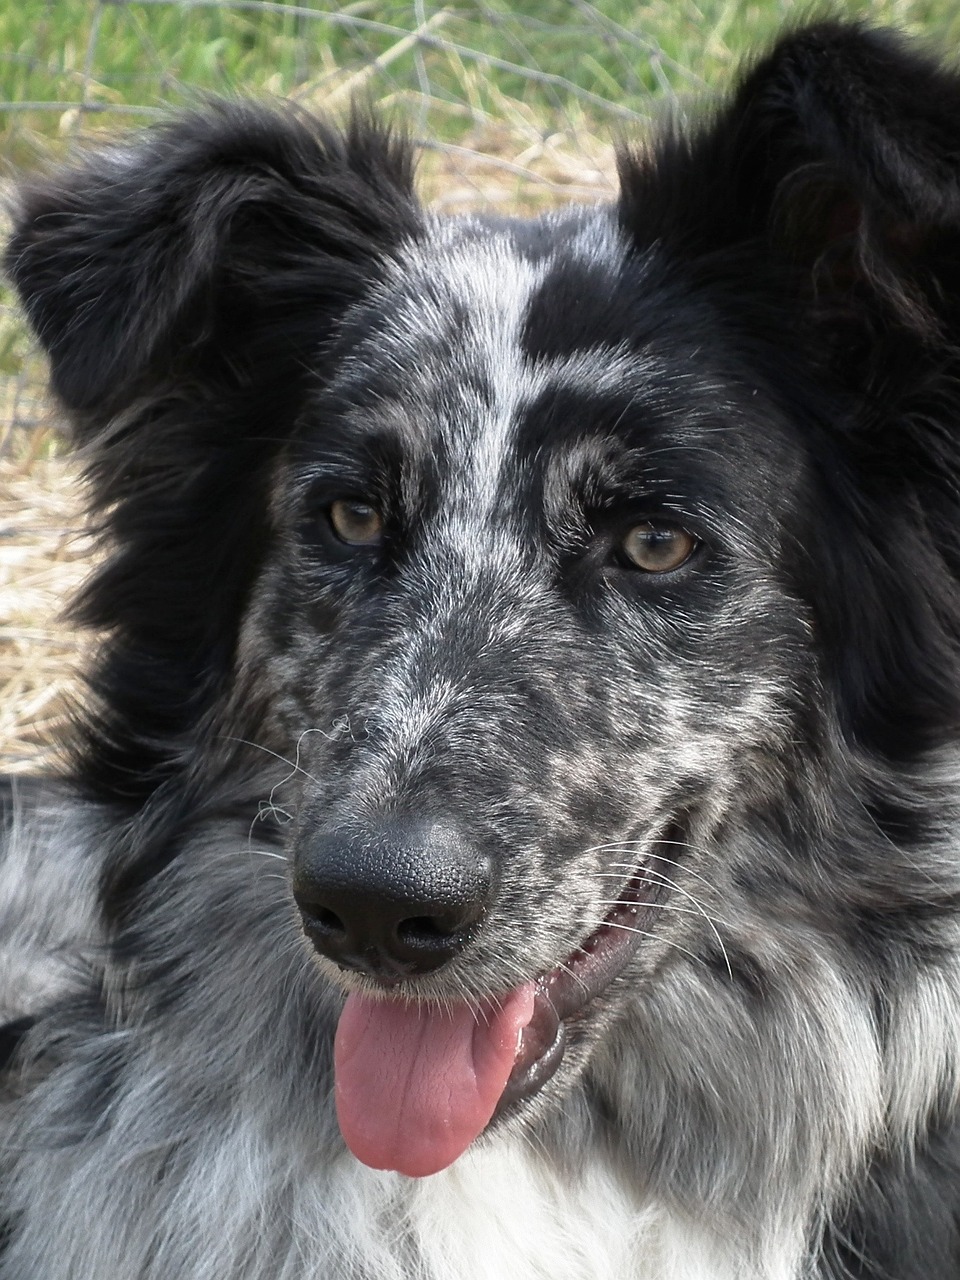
494, 835, 673, 1117
333, 827, 677, 1178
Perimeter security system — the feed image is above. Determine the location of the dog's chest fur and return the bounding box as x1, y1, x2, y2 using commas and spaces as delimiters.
146, 1139, 771, 1280
313, 1150, 768, 1280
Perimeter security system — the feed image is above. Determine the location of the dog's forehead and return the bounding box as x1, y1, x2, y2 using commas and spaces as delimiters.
364, 209, 638, 394
313, 212, 792, 523
321, 211, 663, 488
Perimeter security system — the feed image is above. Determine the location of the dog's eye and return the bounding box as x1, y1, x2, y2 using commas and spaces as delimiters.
328, 500, 383, 547
620, 523, 697, 573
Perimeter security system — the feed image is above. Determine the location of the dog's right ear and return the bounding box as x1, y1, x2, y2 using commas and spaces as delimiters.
4, 103, 420, 418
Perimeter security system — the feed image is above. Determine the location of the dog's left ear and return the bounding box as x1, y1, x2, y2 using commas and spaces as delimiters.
621, 25, 960, 759
619, 22, 960, 351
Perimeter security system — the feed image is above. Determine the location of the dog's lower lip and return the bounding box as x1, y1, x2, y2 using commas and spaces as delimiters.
494, 828, 678, 1117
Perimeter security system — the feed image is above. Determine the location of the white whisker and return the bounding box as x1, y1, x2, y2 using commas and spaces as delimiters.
247, 848, 288, 862
597, 898, 725, 926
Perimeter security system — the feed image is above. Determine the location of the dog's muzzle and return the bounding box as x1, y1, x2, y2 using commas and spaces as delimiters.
292, 814, 676, 1179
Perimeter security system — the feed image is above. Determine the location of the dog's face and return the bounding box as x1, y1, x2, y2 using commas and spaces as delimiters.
253, 216, 815, 980
241, 216, 823, 1164
8, 24, 960, 1180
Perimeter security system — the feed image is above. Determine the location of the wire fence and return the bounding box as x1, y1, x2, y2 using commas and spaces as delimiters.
2, 1, 702, 130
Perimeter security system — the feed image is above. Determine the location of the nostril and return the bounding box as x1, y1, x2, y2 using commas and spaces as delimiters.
313, 907, 345, 933
300, 904, 346, 940
396, 915, 460, 946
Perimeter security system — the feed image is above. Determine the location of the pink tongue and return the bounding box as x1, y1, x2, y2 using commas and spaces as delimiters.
334, 983, 536, 1178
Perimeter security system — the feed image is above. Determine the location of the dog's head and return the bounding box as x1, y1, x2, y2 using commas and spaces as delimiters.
8, 23, 960, 1179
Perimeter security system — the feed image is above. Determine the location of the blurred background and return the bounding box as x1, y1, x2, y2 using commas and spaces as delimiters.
2, 0, 958, 771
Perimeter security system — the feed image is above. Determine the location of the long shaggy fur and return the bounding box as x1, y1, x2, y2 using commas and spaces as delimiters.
4, 21, 960, 1279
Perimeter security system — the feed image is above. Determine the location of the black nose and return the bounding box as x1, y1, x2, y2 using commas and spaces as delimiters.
292, 820, 491, 979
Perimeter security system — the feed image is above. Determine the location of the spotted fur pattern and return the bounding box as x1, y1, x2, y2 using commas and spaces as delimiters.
4, 20, 960, 1279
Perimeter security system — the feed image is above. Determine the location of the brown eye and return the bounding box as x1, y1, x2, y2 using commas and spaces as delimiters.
621, 523, 697, 573
328, 499, 383, 546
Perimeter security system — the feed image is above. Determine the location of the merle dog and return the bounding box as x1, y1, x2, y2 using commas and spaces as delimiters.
3, 20, 960, 1279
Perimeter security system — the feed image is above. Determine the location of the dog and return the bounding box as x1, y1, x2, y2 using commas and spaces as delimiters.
3, 19, 960, 1278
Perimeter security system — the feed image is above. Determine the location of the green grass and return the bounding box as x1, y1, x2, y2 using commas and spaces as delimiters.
3, 0, 960, 166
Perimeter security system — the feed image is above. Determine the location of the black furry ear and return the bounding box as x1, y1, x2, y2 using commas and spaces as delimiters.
2, 105, 421, 804
5, 103, 420, 415
619, 22, 960, 344
620, 24, 960, 761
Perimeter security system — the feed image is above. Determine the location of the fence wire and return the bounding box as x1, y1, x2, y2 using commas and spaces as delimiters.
2, 1, 688, 150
